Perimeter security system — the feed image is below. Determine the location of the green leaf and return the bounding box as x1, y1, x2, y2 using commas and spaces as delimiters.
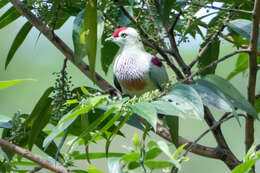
204, 75, 258, 119
227, 53, 248, 80
145, 148, 162, 160
165, 116, 179, 147
255, 98, 260, 113
191, 79, 233, 112
228, 19, 260, 47
130, 102, 157, 130
156, 141, 181, 169
85, 0, 97, 79
108, 157, 123, 173
73, 10, 87, 62
121, 152, 140, 162
72, 152, 125, 160
151, 101, 184, 117
5, 21, 33, 69
88, 165, 103, 173
144, 160, 173, 169
101, 34, 119, 74
161, 0, 175, 24
0, 114, 12, 129
0, 0, 8, 9
43, 108, 79, 148
173, 143, 187, 159
231, 154, 260, 173
0, 7, 20, 29
197, 38, 220, 76
28, 98, 52, 150
163, 84, 204, 119
0, 79, 32, 91
26, 87, 54, 125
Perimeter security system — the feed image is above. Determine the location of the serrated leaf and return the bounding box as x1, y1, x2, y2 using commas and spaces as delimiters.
204, 75, 258, 119
130, 102, 157, 130
191, 79, 233, 112
85, 0, 97, 79
144, 160, 173, 169
0, 79, 33, 91
227, 53, 248, 80
198, 38, 220, 76
28, 98, 52, 150
228, 19, 260, 47
108, 157, 123, 173
5, 21, 33, 69
0, 7, 20, 29
163, 84, 204, 119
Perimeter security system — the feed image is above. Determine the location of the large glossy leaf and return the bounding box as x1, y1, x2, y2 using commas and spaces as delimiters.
26, 87, 54, 125
121, 152, 140, 162
191, 79, 233, 112
151, 100, 184, 117
204, 75, 258, 119
5, 21, 33, 69
163, 84, 204, 119
130, 102, 157, 130
0, 7, 21, 29
0, 79, 32, 91
197, 38, 220, 76
85, 0, 97, 79
73, 10, 87, 63
108, 157, 123, 173
28, 98, 52, 150
145, 148, 162, 160
227, 53, 248, 80
228, 19, 260, 47
0, 114, 12, 129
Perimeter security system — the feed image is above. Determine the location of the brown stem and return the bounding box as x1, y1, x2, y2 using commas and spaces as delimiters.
188, 49, 249, 80
9, 0, 118, 93
0, 138, 69, 173
186, 1, 253, 14
245, 0, 260, 152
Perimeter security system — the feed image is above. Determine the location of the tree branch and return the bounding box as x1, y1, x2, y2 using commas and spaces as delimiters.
186, 1, 253, 14
117, 4, 185, 79
187, 49, 249, 80
9, 0, 118, 93
245, 0, 260, 152
0, 138, 69, 173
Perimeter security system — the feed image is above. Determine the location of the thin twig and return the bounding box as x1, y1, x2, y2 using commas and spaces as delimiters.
187, 49, 250, 80
189, 23, 227, 69
117, 4, 185, 79
245, 0, 260, 153
186, 1, 253, 14
0, 138, 69, 173
9, 0, 118, 93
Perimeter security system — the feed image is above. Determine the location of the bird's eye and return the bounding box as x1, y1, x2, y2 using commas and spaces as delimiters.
121, 33, 127, 38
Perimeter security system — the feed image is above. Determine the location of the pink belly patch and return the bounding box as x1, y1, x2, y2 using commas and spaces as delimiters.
119, 78, 147, 91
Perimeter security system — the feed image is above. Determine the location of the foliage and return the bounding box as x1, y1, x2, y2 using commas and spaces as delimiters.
0, 0, 260, 172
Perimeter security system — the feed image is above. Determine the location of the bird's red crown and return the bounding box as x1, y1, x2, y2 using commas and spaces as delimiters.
112, 27, 128, 37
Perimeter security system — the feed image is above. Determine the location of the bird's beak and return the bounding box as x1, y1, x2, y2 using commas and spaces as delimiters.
105, 36, 114, 42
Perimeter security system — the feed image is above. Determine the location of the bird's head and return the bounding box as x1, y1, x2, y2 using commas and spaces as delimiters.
106, 27, 141, 47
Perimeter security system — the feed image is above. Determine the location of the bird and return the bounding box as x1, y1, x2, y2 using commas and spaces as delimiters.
106, 27, 169, 97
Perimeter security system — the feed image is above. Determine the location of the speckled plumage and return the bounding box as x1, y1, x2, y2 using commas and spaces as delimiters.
108, 27, 169, 96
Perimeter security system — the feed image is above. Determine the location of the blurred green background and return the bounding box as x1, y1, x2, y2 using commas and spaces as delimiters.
0, 8, 260, 173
